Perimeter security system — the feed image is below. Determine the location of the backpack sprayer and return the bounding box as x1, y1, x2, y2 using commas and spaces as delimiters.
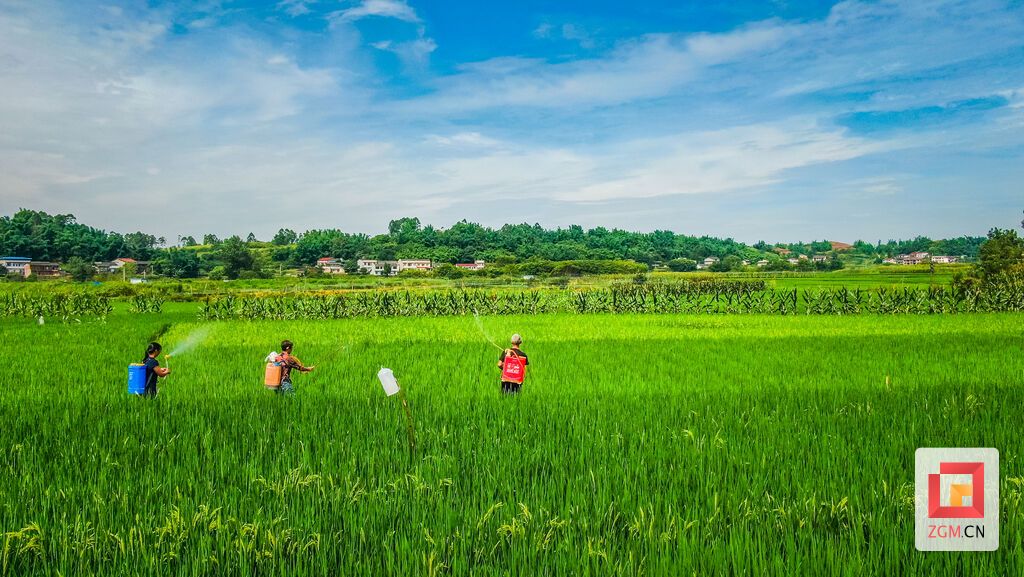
127, 363, 146, 394
264, 351, 284, 389
127, 354, 171, 395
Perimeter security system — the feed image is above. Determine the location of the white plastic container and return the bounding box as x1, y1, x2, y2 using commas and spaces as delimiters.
377, 367, 400, 397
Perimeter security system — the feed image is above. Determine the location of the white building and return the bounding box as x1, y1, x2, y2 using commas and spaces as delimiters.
455, 260, 486, 271
0, 256, 30, 277
0, 257, 61, 279
896, 252, 929, 265
357, 259, 395, 276
96, 257, 152, 275
396, 259, 432, 272
756, 259, 769, 267
930, 255, 959, 264
357, 258, 433, 275
812, 255, 828, 263
316, 258, 346, 275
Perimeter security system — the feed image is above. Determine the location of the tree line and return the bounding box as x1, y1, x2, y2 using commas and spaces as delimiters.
0, 209, 996, 280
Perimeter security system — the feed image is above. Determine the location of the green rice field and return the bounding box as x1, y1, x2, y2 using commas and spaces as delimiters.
1, 310, 1022, 575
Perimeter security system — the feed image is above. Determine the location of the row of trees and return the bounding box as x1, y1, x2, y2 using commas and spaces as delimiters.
0, 210, 162, 262
0, 209, 1007, 281
761, 236, 987, 260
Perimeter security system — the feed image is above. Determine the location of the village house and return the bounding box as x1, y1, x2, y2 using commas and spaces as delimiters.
0, 256, 30, 277
357, 258, 432, 276
696, 256, 720, 270
1, 257, 62, 279
357, 259, 395, 276
316, 257, 346, 275
787, 258, 800, 265
396, 259, 432, 272
889, 252, 958, 265
812, 255, 829, 263
26, 262, 62, 279
896, 252, 929, 265
455, 260, 486, 271
95, 257, 152, 275
756, 259, 769, 267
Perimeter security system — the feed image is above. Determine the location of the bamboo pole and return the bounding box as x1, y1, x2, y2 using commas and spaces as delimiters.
398, 388, 416, 457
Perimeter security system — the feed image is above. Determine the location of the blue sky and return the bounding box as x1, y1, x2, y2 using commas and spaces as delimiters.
0, 0, 1022, 243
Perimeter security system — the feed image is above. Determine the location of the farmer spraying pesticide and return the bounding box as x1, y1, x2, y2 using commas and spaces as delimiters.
266, 340, 314, 395
129, 342, 171, 398
498, 334, 529, 395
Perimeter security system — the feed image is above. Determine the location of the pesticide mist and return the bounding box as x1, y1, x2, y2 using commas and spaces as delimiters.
473, 309, 503, 350
168, 325, 211, 356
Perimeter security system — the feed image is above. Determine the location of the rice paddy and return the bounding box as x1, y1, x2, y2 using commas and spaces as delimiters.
1, 310, 1022, 575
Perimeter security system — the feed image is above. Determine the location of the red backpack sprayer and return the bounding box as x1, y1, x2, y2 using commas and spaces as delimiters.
475, 309, 528, 388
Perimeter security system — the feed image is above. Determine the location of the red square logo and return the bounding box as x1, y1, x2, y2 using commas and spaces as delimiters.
928, 462, 984, 519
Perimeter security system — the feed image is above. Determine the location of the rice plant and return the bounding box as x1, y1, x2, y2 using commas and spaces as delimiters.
0, 310, 1021, 575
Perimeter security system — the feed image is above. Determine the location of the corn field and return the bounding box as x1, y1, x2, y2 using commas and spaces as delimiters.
196, 284, 1024, 320
0, 292, 113, 320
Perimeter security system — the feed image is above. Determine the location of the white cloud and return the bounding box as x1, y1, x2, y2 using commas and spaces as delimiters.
372, 36, 436, 66
532, 22, 553, 39
407, 23, 794, 112
333, 0, 420, 23
560, 24, 596, 49
557, 121, 888, 202
277, 0, 316, 17
426, 132, 503, 149
188, 17, 218, 30
0, 1, 358, 230
405, 1, 1024, 116
1001, 87, 1024, 108
532, 20, 599, 48
1, 0, 1021, 241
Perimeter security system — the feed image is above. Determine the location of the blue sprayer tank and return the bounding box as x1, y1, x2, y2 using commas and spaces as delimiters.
128, 364, 147, 395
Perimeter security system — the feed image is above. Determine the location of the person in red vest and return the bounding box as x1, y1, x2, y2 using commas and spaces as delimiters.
497, 333, 529, 394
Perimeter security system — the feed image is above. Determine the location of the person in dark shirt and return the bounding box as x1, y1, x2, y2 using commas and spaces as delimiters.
141, 342, 170, 398
497, 333, 529, 395
277, 340, 314, 395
